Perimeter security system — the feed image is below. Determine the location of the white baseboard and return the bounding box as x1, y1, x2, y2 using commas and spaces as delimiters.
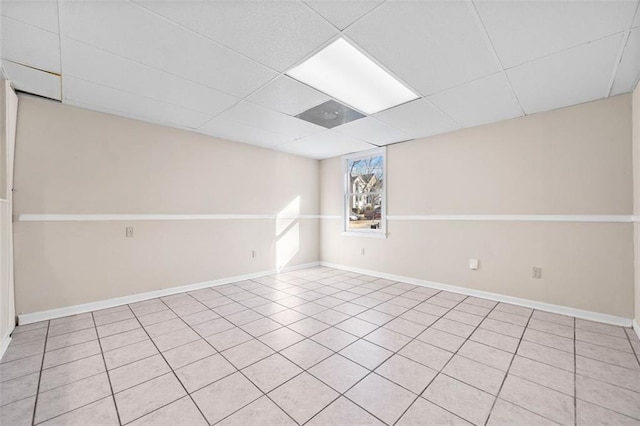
18, 261, 320, 325
321, 262, 633, 328
633, 320, 640, 340
0, 330, 12, 362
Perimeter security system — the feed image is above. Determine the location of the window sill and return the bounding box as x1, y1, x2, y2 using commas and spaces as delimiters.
341, 231, 388, 239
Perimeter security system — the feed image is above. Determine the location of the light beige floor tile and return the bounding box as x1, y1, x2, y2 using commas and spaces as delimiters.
114, 373, 186, 424
129, 396, 208, 426
269, 372, 338, 424
93, 309, 135, 327
0, 353, 43, 383
522, 328, 574, 353
487, 310, 529, 327
43, 340, 102, 369
180, 309, 219, 327
576, 399, 640, 426
152, 327, 200, 352
509, 355, 574, 395
288, 317, 330, 337
225, 309, 263, 326
1, 341, 45, 363
443, 355, 505, 395
376, 354, 438, 394
103, 339, 158, 370
47, 318, 94, 337
346, 373, 415, 425
0, 372, 39, 406
479, 318, 524, 339
206, 327, 253, 352
576, 374, 640, 420
384, 318, 427, 338
144, 318, 187, 338
137, 310, 178, 327
10, 328, 48, 346
35, 373, 112, 423
399, 340, 453, 371
39, 354, 105, 392
530, 311, 574, 327
162, 339, 215, 370
269, 309, 307, 326
259, 327, 305, 351
577, 355, 640, 393
242, 354, 302, 393
487, 399, 557, 426
470, 328, 519, 353
500, 375, 574, 425
222, 339, 274, 369
96, 319, 140, 339
47, 328, 97, 352
109, 354, 170, 393
423, 374, 494, 425
312, 328, 358, 352
309, 354, 369, 393
517, 341, 574, 372
192, 318, 235, 337
217, 396, 295, 426
100, 329, 148, 352
335, 317, 378, 337
312, 309, 350, 326
175, 354, 236, 393
172, 302, 208, 317
365, 327, 412, 352
240, 317, 283, 337
397, 397, 472, 426
340, 339, 393, 370
575, 329, 632, 353
0, 396, 35, 426
575, 319, 627, 338
576, 340, 640, 370
308, 396, 384, 426
192, 372, 262, 425
39, 396, 119, 426
444, 310, 484, 327
355, 309, 394, 326
280, 339, 333, 369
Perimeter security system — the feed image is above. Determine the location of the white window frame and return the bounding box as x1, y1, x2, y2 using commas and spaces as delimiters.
342, 147, 387, 238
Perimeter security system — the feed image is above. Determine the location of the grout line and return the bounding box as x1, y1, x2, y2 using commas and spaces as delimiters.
92, 312, 122, 425
30, 321, 50, 426
483, 308, 534, 426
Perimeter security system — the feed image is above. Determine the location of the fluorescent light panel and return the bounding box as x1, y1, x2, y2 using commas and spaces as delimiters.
286, 38, 418, 115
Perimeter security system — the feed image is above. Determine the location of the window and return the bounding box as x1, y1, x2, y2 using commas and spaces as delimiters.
343, 148, 386, 236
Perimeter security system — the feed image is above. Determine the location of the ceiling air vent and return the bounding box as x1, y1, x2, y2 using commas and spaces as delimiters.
295, 99, 365, 129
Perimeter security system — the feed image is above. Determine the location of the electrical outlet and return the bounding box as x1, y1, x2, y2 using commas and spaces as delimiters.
361, 248, 365, 256
125, 226, 134, 238
469, 259, 479, 270
251, 250, 256, 258
532, 266, 542, 279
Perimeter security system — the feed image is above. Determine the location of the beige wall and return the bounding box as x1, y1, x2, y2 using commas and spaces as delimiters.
633, 86, 640, 325
321, 95, 635, 318
13, 96, 320, 314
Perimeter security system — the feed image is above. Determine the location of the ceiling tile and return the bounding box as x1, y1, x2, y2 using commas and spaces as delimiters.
2, 60, 61, 100
374, 97, 460, 139
334, 117, 410, 146
611, 27, 640, 96
61, 38, 239, 116
428, 73, 523, 128
0, 0, 59, 33
275, 130, 376, 159
475, 0, 636, 68
198, 117, 291, 149
304, 0, 384, 30
1, 16, 60, 73
507, 34, 623, 115
215, 101, 325, 140
134, 0, 337, 71
58, 0, 276, 97
246, 76, 329, 116
345, 0, 498, 95
63, 76, 213, 130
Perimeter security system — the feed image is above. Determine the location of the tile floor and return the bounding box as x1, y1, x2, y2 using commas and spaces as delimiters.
1, 266, 640, 425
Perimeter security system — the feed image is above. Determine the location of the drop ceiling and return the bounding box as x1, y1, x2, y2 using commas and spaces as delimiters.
1, 0, 639, 160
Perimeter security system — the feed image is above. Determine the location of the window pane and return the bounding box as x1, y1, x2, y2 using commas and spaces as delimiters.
348, 155, 383, 195
346, 194, 382, 231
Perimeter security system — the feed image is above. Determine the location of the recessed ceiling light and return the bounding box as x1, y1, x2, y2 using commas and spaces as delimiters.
286, 38, 419, 115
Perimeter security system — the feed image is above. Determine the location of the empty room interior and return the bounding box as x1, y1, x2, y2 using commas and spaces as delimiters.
2, 0, 640, 425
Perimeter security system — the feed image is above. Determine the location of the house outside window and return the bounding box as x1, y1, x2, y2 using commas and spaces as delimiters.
343, 147, 386, 237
